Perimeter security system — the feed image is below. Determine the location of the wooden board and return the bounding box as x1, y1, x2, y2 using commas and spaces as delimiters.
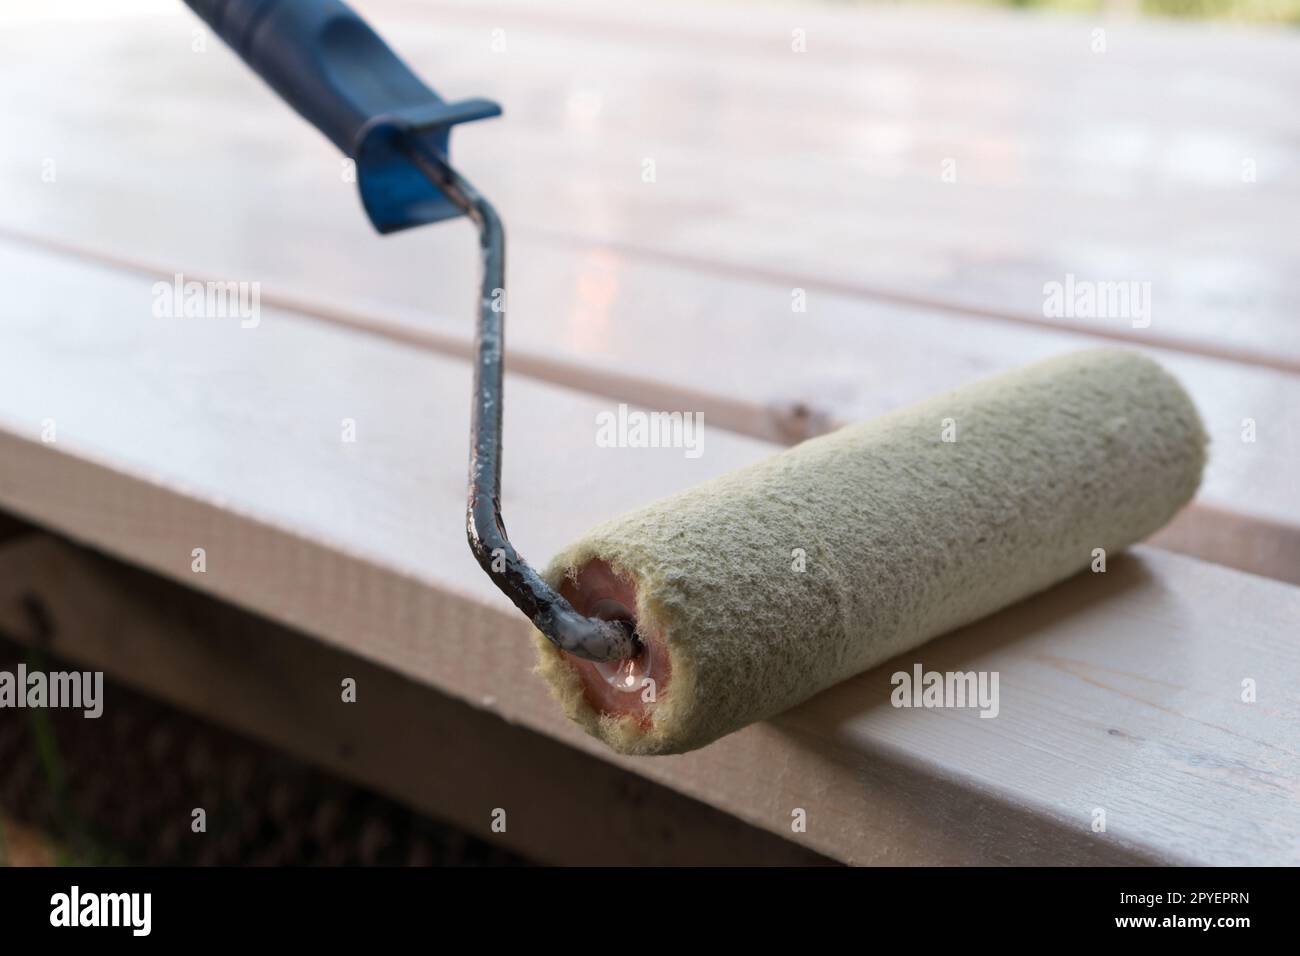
0, 3, 1295, 581
4, 0, 1298, 368
0, 241, 1296, 865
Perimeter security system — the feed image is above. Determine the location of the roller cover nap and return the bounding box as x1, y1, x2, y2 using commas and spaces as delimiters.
534, 349, 1207, 755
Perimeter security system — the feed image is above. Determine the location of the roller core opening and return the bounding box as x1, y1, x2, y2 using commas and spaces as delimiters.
557, 560, 671, 723
589, 600, 652, 691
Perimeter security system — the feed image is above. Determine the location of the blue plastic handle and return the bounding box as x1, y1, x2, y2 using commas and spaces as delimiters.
184, 0, 501, 233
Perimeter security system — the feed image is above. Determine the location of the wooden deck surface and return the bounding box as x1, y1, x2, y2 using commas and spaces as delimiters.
0, 0, 1297, 864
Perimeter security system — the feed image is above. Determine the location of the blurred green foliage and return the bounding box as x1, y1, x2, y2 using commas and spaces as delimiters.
852, 0, 1300, 24
1141, 0, 1300, 20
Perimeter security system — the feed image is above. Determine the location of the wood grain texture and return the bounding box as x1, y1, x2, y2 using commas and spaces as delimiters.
0, 4, 1294, 580
0, 534, 830, 866
0, 242, 1295, 864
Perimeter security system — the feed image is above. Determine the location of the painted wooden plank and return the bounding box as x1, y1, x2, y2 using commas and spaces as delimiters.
0, 533, 830, 866
384, 0, 1300, 369
0, 241, 1296, 864
2, 221, 1295, 586
0, 4, 1295, 581
2, 1, 1296, 367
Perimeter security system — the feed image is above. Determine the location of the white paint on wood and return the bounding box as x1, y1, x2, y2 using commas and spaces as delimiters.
9, 0, 1294, 364
0, 242, 1296, 864
0, 5, 1295, 578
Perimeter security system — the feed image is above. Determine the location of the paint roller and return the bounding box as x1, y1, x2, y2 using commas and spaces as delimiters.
536, 350, 1205, 754
184, 1, 1207, 756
